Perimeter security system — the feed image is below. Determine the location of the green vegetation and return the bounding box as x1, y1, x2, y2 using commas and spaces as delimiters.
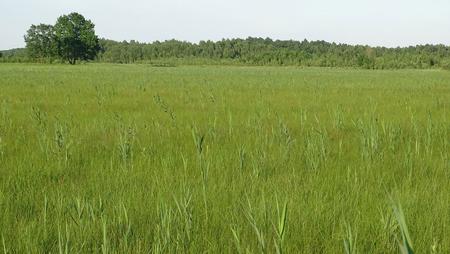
97, 38, 450, 69
0, 64, 449, 253
1, 11, 449, 68
4, 37, 450, 69
24, 24, 56, 60
0, 48, 27, 62
23, 12, 100, 64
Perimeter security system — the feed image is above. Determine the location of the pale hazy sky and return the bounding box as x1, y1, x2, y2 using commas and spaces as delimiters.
1, 0, 450, 50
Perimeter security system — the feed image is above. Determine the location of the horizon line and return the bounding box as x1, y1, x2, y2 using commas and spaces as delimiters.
2, 36, 450, 52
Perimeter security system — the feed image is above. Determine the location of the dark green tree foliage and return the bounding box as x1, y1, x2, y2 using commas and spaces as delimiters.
54, 13, 100, 64
24, 13, 99, 64
98, 38, 450, 69
16, 15, 450, 69
24, 24, 56, 59
0, 48, 27, 63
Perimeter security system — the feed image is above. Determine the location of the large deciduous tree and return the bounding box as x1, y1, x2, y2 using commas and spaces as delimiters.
53, 13, 100, 64
25, 13, 100, 64
24, 24, 56, 59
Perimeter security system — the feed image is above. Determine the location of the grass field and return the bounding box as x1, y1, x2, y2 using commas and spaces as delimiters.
0, 64, 449, 253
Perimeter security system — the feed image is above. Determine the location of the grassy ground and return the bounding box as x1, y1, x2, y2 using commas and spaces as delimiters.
0, 63, 449, 253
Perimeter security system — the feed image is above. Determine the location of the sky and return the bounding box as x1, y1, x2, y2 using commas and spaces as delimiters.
1, 0, 450, 50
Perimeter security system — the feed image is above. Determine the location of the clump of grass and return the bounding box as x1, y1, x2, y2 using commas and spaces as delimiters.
390, 198, 414, 254
153, 203, 173, 253
153, 94, 176, 124
230, 224, 243, 254
101, 217, 108, 254
273, 197, 288, 254
303, 128, 328, 170
2, 234, 7, 254
173, 189, 193, 252
343, 223, 357, 254
243, 197, 266, 253
118, 125, 135, 169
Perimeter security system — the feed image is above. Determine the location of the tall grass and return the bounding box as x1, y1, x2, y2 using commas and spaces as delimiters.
0, 64, 449, 252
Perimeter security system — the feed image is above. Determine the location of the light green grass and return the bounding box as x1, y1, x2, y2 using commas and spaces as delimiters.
0, 63, 449, 253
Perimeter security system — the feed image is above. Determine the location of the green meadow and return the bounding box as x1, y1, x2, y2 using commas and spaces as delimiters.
0, 64, 449, 253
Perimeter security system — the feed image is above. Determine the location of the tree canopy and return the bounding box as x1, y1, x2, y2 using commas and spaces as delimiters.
8, 14, 450, 68
24, 24, 56, 59
97, 38, 450, 69
54, 13, 100, 64
24, 12, 100, 64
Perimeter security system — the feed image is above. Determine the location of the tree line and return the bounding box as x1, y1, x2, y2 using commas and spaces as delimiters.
97, 38, 450, 69
1, 12, 450, 69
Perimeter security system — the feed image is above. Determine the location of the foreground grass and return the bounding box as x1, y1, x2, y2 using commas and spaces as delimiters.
0, 64, 449, 253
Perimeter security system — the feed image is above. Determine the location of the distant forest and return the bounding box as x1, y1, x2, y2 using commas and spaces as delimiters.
2, 37, 450, 69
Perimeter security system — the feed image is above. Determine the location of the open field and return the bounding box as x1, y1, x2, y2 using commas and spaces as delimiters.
0, 64, 449, 253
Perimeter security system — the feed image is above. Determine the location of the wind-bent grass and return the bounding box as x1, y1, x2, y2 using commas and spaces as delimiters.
390, 197, 414, 254
0, 64, 449, 253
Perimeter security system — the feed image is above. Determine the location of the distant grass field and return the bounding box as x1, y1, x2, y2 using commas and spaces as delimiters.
0, 64, 449, 253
